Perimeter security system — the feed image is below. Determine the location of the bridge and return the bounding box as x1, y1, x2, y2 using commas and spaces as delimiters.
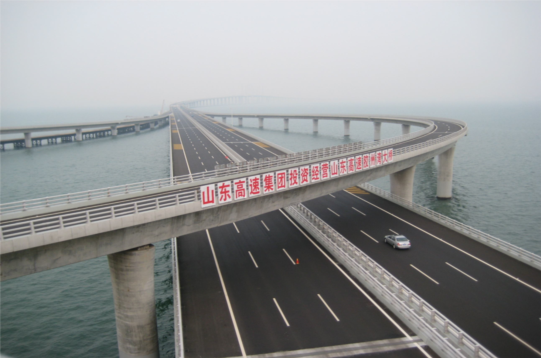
0, 113, 170, 149
0, 98, 539, 358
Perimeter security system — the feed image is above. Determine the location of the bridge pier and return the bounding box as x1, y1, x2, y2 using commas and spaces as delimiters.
374, 122, 382, 141
313, 119, 319, 134
135, 124, 141, 133
437, 146, 456, 199
111, 126, 118, 136
222, 116, 227, 124
238, 117, 243, 127
390, 165, 416, 202
402, 124, 410, 135
24, 132, 32, 148
150, 122, 155, 130
75, 129, 83, 142
108, 244, 159, 358
258, 117, 264, 129
284, 118, 289, 131
344, 120, 350, 137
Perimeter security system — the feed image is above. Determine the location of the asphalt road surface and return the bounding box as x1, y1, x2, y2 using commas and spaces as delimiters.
303, 188, 541, 358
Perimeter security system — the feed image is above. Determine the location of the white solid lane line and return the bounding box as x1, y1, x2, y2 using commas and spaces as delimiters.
389, 229, 399, 235
445, 262, 478, 282
206, 230, 246, 357
329, 194, 336, 198
360, 230, 379, 243
352, 207, 366, 216
283, 248, 296, 265
345, 191, 541, 293
410, 264, 439, 285
278, 209, 431, 358
233, 222, 240, 233
494, 322, 540, 355
327, 208, 340, 217
273, 298, 290, 327
248, 251, 259, 268
261, 220, 270, 231
318, 294, 340, 321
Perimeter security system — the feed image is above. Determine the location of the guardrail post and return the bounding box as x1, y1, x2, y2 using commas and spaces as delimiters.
473, 344, 480, 357
30, 221, 35, 235
457, 332, 463, 345
86, 211, 90, 224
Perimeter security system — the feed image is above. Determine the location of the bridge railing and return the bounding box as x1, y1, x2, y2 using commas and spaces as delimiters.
1, 121, 467, 240
1, 191, 197, 240
285, 203, 495, 358
359, 183, 541, 270
0, 121, 436, 215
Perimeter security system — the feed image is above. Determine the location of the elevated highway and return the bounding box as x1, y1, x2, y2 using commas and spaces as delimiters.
181, 109, 540, 358
170, 109, 432, 357
1, 99, 539, 358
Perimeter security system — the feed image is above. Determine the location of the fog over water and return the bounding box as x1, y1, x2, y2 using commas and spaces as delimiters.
2, 1, 540, 110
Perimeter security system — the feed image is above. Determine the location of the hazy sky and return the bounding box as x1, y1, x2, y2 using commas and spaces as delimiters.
2, 1, 540, 109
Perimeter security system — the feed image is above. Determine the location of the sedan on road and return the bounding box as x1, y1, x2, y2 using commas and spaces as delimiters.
384, 235, 411, 249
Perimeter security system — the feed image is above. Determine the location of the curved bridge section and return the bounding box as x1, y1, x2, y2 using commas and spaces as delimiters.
0, 108, 467, 280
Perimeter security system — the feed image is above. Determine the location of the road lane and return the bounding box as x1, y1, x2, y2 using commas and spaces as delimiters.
302, 188, 541, 357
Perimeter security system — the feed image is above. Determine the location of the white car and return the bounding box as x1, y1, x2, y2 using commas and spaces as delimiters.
384, 235, 411, 249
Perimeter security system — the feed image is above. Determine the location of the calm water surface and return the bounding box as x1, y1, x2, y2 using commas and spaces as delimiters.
0, 102, 539, 357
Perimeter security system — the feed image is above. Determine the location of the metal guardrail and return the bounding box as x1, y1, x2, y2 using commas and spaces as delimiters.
359, 183, 541, 270
285, 203, 495, 358
0, 118, 438, 215
1, 120, 467, 240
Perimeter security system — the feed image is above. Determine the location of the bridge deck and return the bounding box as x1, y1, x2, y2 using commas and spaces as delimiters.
172, 108, 432, 357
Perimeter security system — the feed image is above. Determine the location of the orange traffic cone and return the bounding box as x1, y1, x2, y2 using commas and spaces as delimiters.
296, 258, 299, 265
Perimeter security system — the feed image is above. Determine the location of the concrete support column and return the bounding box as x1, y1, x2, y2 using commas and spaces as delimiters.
402, 124, 411, 135
150, 122, 155, 130
437, 146, 456, 199
284, 118, 289, 131
75, 129, 83, 142
374, 122, 382, 141
108, 245, 159, 358
135, 124, 141, 133
313, 119, 319, 134
222, 117, 227, 124
258, 117, 264, 129
390, 165, 416, 202
238, 117, 243, 127
111, 126, 118, 136
344, 120, 350, 137
24, 132, 32, 148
